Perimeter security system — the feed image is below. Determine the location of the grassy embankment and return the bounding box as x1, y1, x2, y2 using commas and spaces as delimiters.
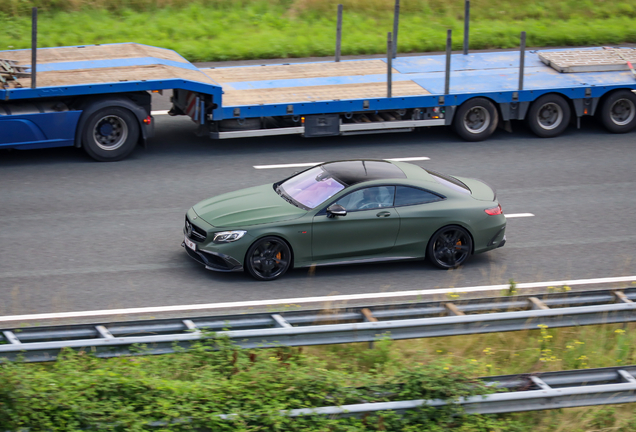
1, 0, 636, 61
2, 292, 636, 430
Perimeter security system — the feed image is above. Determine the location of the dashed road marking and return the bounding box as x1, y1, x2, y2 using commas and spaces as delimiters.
505, 213, 535, 218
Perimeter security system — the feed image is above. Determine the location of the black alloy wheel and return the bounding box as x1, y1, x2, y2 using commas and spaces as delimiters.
427, 226, 473, 269
245, 236, 292, 281
453, 97, 499, 142
599, 89, 636, 133
526, 94, 571, 138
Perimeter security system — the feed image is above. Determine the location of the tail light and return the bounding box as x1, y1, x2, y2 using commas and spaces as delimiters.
485, 204, 502, 216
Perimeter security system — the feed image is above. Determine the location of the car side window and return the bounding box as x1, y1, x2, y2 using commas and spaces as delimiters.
395, 186, 442, 206
335, 186, 395, 211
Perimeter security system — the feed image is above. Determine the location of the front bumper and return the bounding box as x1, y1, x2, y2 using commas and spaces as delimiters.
182, 241, 243, 272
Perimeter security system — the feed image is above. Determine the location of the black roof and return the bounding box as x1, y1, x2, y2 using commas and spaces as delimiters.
321, 160, 406, 186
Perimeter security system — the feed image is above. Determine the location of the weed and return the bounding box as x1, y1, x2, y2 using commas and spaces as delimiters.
1, 3, 635, 60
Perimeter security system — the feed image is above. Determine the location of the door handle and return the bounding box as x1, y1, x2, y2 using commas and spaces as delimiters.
376, 211, 391, 218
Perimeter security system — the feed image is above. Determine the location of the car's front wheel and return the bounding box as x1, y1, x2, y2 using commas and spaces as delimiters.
427, 226, 473, 269
245, 236, 292, 281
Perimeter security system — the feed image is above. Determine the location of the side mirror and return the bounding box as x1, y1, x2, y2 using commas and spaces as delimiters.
327, 204, 347, 218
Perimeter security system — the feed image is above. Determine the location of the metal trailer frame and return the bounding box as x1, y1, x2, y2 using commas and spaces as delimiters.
2, 5, 636, 156
1, 286, 634, 363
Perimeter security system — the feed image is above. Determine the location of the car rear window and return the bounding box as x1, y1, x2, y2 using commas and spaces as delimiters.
425, 170, 471, 195
395, 186, 443, 206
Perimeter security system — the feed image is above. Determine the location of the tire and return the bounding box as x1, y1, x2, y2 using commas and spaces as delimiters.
81, 107, 140, 162
245, 236, 292, 281
219, 118, 261, 132
453, 98, 499, 141
599, 90, 636, 133
426, 226, 473, 270
526, 94, 571, 138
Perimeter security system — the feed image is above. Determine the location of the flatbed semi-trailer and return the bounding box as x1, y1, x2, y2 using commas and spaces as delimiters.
1, 42, 635, 161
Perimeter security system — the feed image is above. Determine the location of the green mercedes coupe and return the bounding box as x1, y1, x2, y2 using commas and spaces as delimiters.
182, 160, 506, 281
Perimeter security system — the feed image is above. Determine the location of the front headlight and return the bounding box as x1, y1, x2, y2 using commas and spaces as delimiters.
212, 230, 247, 243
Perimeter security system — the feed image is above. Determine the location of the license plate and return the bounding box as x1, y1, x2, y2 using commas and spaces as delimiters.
184, 235, 196, 251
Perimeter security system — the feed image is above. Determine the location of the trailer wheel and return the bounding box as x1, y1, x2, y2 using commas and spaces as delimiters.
526, 94, 571, 138
81, 107, 139, 162
453, 98, 498, 141
599, 90, 636, 133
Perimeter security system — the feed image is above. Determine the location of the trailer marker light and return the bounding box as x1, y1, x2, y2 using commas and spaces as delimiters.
143, 116, 152, 124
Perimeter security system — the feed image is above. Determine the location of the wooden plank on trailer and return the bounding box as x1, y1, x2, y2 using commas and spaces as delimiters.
203, 60, 397, 83
0, 43, 189, 65
13, 64, 216, 88
222, 80, 430, 106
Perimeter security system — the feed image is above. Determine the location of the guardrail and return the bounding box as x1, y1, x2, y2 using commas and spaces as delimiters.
280, 365, 636, 418
144, 365, 636, 428
1, 287, 634, 362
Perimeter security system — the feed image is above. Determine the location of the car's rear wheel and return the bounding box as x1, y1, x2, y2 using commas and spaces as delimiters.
427, 226, 473, 269
245, 236, 292, 281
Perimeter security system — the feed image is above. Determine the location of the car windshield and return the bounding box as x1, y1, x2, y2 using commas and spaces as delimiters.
278, 166, 345, 209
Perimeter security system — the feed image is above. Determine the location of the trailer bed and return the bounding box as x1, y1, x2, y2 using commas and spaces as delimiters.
0, 43, 219, 93
204, 48, 636, 108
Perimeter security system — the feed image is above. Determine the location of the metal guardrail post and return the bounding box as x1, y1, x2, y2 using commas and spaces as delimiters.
445, 29, 452, 95
31, 7, 37, 89
335, 4, 343, 62
392, 0, 400, 59
463, 0, 470, 55
519, 31, 526, 91
387, 32, 393, 98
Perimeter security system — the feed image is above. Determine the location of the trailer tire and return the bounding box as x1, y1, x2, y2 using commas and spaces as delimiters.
526, 94, 571, 138
453, 98, 498, 141
599, 90, 636, 133
81, 107, 139, 162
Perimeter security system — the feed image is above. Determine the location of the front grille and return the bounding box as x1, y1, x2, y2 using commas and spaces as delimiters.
185, 216, 207, 242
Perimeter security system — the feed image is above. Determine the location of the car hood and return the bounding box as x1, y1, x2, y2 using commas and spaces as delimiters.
193, 184, 307, 228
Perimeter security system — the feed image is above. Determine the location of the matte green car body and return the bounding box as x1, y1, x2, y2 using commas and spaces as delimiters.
182, 160, 506, 275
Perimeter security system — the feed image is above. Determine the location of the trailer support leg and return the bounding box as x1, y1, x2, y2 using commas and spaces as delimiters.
445, 30, 452, 95
463, 0, 470, 55
387, 32, 393, 98
392, 0, 400, 59
31, 7, 37, 89
335, 4, 343, 62
519, 31, 526, 91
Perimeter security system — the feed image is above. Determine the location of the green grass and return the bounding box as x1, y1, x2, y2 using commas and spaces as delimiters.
2, 323, 636, 430
1, 0, 636, 61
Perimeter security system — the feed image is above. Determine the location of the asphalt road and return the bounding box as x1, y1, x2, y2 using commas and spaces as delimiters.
1, 114, 635, 318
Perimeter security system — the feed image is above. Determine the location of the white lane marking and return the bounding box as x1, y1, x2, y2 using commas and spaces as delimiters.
2, 275, 634, 323
505, 213, 535, 218
254, 157, 430, 169
151, 110, 170, 115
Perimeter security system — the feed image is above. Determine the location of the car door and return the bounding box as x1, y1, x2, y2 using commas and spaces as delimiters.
311, 186, 400, 262
392, 185, 448, 255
